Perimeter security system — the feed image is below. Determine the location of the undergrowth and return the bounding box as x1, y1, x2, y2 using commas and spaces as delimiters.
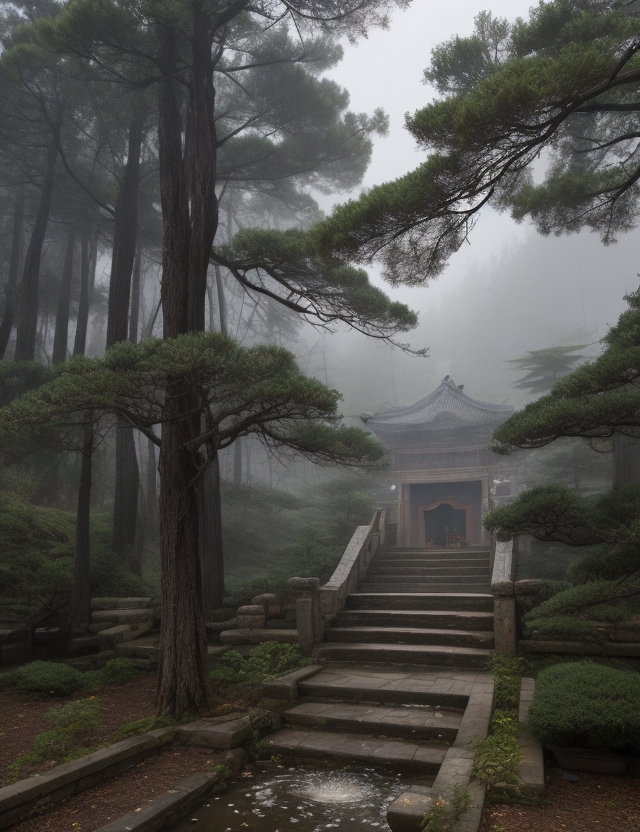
472, 654, 524, 804
209, 641, 315, 689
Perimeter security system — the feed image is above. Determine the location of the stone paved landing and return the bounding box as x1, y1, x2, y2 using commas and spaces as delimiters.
268, 727, 448, 774
285, 701, 462, 743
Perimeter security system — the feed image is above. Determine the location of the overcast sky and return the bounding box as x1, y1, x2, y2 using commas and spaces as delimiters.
304, 1, 640, 410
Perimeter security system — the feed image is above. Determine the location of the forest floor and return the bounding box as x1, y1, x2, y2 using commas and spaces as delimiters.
2, 673, 640, 832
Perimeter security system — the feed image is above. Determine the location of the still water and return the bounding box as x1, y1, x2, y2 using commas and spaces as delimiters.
167, 764, 424, 832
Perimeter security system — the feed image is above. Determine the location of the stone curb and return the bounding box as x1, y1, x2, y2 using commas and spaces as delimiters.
262, 664, 324, 700
519, 677, 545, 794
0, 728, 174, 830
91, 771, 220, 832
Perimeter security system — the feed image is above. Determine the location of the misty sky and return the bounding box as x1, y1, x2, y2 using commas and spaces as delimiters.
306, 1, 640, 414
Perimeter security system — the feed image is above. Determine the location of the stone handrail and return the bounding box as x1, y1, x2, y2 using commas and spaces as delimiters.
288, 508, 384, 654
491, 538, 517, 656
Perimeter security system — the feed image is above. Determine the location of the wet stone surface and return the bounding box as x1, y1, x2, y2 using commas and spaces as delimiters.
166, 763, 420, 832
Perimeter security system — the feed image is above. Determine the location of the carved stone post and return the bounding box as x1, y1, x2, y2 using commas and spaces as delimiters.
492, 580, 517, 656
288, 577, 323, 655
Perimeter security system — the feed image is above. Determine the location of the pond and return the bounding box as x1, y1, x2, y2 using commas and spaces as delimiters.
167, 763, 433, 832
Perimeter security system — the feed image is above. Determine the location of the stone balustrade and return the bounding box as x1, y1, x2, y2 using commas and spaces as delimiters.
287, 508, 384, 654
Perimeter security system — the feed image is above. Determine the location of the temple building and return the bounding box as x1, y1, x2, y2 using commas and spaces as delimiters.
362, 376, 515, 547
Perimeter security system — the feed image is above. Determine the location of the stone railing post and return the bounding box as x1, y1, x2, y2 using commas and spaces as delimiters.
287, 577, 323, 655
491, 539, 517, 656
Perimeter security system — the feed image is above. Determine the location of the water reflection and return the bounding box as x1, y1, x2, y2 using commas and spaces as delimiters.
167, 764, 419, 832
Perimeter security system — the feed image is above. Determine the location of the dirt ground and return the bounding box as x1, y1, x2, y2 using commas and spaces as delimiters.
2, 675, 640, 831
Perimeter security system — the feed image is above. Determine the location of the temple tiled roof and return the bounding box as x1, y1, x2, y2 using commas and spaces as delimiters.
362, 376, 514, 433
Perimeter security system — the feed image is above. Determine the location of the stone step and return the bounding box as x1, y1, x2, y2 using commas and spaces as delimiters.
335, 609, 494, 631
378, 548, 490, 560
316, 642, 492, 669
325, 626, 495, 648
91, 608, 153, 626
367, 572, 490, 582
298, 667, 474, 709
346, 593, 493, 612
358, 584, 492, 594
267, 727, 447, 774
369, 570, 490, 582
284, 701, 461, 743
114, 636, 160, 659
373, 558, 490, 568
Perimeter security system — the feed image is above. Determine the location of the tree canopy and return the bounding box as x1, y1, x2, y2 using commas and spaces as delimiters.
492, 289, 640, 452
507, 344, 588, 397
0, 333, 386, 472
314, 0, 640, 284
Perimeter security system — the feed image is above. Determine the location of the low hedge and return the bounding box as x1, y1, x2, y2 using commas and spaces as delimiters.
527, 661, 640, 751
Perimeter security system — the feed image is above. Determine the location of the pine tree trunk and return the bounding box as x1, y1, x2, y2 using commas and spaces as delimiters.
66, 415, 94, 633
128, 242, 142, 343
0, 187, 25, 359
52, 227, 75, 365
111, 419, 141, 572
613, 434, 640, 488
73, 222, 95, 357
199, 453, 225, 617
157, 396, 210, 716
14, 142, 57, 362
147, 436, 157, 524
214, 264, 228, 335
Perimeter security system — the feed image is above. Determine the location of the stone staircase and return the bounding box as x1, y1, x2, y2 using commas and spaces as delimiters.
267, 546, 496, 781
317, 546, 494, 669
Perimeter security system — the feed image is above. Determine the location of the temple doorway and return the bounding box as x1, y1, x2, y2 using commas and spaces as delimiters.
424, 503, 466, 546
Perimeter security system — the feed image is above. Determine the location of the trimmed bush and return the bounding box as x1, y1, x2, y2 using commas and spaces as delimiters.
524, 578, 640, 622
209, 641, 313, 687
12, 661, 85, 696
523, 615, 605, 642
84, 658, 137, 690
528, 661, 640, 751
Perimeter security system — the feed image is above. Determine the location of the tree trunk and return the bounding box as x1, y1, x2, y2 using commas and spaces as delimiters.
52, 227, 75, 365
156, 395, 210, 716
233, 438, 242, 487
147, 436, 157, 524
129, 242, 142, 343
111, 419, 141, 571
14, 141, 57, 362
73, 222, 96, 357
66, 415, 94, 633
106, 108, 145, 349
0, 187, 25, 359
613, 433, 640, 488
199, 453, 225, 616
214, 264, 228, 335
155, 15, 221, 714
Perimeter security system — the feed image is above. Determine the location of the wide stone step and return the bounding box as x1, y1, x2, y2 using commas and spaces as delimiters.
378, 548, 490, 560
370, 569, 490, 579
368, 572, 489, 582
284, 701, 461, 743
358, 584, 492, 594
316, 642, 492, 669
91, 608, 153, 627
373, 558, 490, 569
267, 728, 447, 774
346, 593, 493, 612
325, 626, 495, 648
335, 609, 494, 631
298, 667, 476, 709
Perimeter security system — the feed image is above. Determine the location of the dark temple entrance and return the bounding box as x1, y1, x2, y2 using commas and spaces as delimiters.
424, 503, 466, 546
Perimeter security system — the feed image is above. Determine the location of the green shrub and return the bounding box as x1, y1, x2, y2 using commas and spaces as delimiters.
524, 578, 640, 622
523, 615, 605, 642
84, 658, 137, 690
12, 661, 85, 696
527, 661, 640, 751
569, 543, 640, 583
113, 715, 174, 740
209, 641, 313, 687
515, 580, 572, 618
489, 654, 523, 710
472, 710, 523, 797
10, 697, 101, 774
586, 601, 636, 622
